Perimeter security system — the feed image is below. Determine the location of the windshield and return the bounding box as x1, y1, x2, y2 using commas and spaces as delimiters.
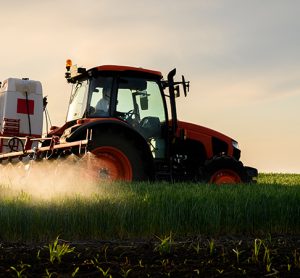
66, 80, 88, 122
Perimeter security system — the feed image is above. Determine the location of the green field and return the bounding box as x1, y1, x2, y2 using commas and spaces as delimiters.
1, 173, 300, 241
1, 173, 300, 277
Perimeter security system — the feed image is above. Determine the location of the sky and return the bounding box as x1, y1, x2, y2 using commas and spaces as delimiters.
0, 0, 299, 173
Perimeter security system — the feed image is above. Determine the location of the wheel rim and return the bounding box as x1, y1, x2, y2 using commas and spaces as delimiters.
90, 146, 133, 181
209, 169, 241, 184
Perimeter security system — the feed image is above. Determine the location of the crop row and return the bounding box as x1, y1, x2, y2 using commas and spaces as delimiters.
2, 235, 300, 277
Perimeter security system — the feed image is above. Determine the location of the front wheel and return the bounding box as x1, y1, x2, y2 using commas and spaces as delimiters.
204, 156, 247, 184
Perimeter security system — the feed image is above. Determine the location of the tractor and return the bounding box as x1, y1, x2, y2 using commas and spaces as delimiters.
0, 60, 257, 183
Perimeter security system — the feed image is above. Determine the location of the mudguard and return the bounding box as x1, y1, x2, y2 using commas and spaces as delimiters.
65, 118, 154, 173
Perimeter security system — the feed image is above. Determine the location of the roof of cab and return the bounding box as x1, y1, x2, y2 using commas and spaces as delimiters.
93, 65, 163, 78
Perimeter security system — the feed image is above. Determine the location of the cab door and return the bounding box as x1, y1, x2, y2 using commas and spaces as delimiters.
115, 77, 167, 159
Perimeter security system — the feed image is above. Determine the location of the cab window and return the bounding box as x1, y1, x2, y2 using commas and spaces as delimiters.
116, 77, 166, 158
88, 77, 113, 117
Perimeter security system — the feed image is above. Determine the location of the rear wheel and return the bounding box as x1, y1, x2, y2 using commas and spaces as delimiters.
204, 156, 246, 184
86, 131, 151, 181
88, 146, 133, 180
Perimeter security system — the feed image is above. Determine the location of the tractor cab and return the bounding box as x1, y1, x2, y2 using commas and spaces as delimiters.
64, 61, 174, 160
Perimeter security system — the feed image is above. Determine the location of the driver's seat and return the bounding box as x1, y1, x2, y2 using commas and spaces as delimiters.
139, 116, 161, 139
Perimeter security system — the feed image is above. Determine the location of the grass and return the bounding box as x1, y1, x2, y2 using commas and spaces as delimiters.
0, 173, 300, 241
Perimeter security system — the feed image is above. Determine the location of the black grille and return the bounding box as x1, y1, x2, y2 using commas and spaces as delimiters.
212, 137, 228, 156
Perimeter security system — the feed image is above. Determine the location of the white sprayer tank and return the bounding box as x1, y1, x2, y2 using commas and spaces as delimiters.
0, 78, 43, 153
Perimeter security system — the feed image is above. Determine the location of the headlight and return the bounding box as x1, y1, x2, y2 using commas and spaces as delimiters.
232, 140, 239, 149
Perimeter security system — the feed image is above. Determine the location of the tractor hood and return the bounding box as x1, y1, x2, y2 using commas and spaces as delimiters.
177, 120, 239, 159
177, 121, 234, 141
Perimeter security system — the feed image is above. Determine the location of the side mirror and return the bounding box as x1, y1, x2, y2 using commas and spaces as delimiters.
140, 94, 148, 110
182, 75, 190, 97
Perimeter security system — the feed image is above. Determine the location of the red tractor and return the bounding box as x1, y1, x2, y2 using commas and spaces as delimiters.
0, 60, 257, 183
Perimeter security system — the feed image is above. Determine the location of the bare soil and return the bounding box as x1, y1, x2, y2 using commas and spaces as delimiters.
1, 235, 300, 277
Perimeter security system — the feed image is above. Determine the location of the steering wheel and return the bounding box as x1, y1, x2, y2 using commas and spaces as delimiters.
124, 110, 141, 128
124, 110, 138, 121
